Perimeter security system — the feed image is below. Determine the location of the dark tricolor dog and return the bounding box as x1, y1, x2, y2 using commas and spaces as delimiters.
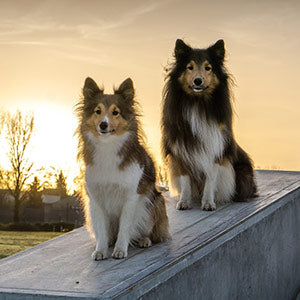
161, 39, 257, 211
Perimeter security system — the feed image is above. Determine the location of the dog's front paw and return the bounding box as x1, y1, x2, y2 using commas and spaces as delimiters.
201, 201, 216, 211
176, 201, 193, 210
138, 237, 152, 248
92, 249, 108, 261
112, 248, 127, 259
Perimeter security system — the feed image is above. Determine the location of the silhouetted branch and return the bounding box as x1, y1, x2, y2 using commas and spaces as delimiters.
1, 110, 35, 222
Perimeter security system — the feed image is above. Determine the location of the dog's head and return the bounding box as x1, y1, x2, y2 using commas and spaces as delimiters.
80, 77, 136, 138
173, 39, 226, 96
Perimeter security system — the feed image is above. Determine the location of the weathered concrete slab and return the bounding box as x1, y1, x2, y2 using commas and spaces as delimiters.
0, 170, 299, 300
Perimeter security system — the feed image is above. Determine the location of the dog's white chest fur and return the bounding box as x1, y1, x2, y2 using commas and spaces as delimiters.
187, 107, 224, 159
173, 106, 225, 174
85, 132, 143, 214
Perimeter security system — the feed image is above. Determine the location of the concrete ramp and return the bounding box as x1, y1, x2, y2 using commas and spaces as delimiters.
0, 170, 299, 299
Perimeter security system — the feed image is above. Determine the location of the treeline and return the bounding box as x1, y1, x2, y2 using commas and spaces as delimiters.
0, 221, 75, 232
0, 110, 79, 223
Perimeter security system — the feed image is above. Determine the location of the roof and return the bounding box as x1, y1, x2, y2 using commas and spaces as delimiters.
41, 194, 60, 204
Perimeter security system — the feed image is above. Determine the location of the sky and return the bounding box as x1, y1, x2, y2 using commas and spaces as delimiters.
0, 0, 299, 188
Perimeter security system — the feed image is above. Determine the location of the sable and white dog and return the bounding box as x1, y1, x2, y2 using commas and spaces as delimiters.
76, 77, 170, 260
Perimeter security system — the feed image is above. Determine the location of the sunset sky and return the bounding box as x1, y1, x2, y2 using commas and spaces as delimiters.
0, 0, 299, 188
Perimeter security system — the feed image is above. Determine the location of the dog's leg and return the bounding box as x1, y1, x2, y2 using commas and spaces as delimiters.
201, 164, 218, 211
215, 159, 235, 204
150, 193, 171, 242
112, 195, 137, 259
138, 237, 152, 248
89, 199, 109, 260
176, 175, 193, 210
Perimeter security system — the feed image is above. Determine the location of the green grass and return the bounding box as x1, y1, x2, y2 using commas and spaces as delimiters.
0, 231, 64, 260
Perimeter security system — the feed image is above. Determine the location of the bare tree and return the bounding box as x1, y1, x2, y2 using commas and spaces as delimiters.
0, 110, 34, 222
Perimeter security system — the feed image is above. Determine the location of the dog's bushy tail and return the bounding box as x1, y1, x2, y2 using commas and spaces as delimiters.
233, 145, 258, 201
150, 191, 171, 243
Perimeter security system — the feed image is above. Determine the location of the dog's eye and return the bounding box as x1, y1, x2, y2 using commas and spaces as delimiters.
112, 110, 119, 116
95, 109, 101, 115
187, 65, 193, 70
205, 66, 211, 71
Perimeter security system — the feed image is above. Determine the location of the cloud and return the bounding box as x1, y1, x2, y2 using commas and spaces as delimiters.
0, 0, 174, 66
0, 0, 171, 41
215, 1, 300, 49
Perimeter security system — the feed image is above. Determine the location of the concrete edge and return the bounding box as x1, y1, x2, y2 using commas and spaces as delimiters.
109, 184, 300, 299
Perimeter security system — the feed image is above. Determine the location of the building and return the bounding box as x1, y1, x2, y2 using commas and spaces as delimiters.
0, 189, 84, 226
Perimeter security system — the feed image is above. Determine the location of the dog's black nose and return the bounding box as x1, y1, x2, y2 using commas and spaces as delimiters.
193, 78, 202, 86
100, 122, 108, 130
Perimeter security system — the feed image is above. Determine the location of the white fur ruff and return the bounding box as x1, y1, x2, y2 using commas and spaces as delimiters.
84, 132, 153, 259
171, 106, 235, 210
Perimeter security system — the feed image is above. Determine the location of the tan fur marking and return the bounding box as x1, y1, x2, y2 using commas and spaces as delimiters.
219, 123, 226, 130
204, 60, 219, 95
178, 60, 219, 96
108, 104, 128, 136
169, 155, 189, 177
87, 103, 129, 137
215, 156, 231, 166
178, 60, 198, 95
94, 103, 105, 115
85, 103, 106, 137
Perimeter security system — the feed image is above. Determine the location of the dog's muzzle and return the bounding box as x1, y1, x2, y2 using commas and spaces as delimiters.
190, 77, 208, 93
99, 122, 115, 135
189, 85, 208, 93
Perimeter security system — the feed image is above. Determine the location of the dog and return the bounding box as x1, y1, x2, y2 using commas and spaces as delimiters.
76, 77, 170, 260
161, 39, 257, 211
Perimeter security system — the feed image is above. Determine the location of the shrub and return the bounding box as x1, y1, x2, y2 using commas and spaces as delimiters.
0, 222, 76, 232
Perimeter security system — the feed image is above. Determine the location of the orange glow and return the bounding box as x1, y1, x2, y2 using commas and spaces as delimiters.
0, 0, 299, 178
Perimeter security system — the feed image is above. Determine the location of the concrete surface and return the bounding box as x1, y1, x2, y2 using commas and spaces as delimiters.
0, 170, 299, 300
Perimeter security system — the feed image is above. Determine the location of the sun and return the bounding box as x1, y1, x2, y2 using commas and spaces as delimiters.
0, 100, 80, 191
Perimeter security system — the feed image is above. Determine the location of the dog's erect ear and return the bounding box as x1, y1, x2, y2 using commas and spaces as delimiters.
83, 77, 103, 99
174, 39, 192, 60
208, 39, 225, 62
114, 78, 134, 102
